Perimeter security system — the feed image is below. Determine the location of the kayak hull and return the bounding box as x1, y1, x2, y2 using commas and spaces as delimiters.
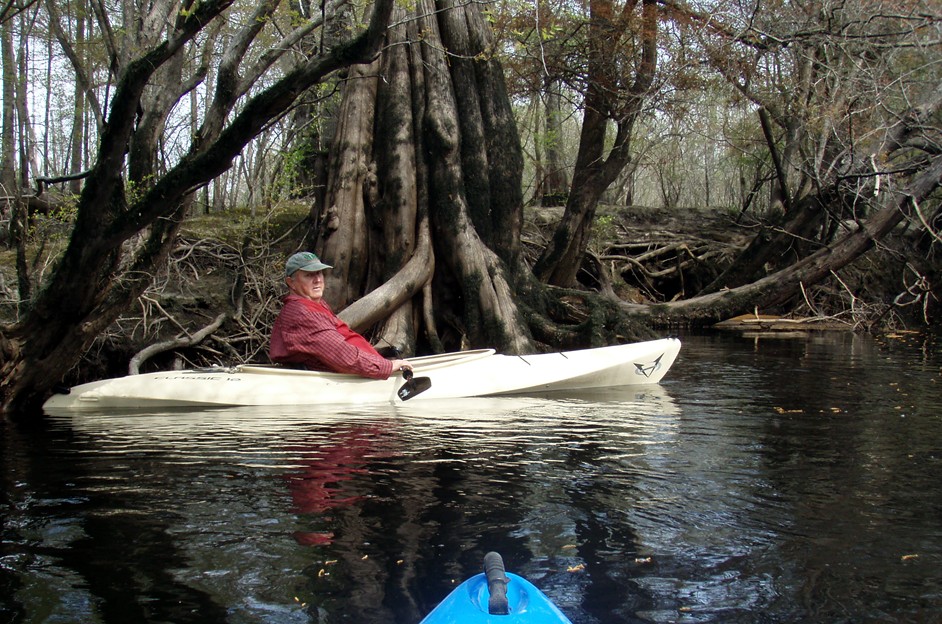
420, 572, 572, 624
43, 337, 680, 411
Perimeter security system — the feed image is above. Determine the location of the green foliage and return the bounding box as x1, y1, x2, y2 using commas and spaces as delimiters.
590, 213, 618, 253
124, 175, 156, 207
48, 194, 80, 223
275, 140, 318, 198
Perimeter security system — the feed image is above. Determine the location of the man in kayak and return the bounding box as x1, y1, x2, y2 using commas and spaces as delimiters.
269, 251, 413, 379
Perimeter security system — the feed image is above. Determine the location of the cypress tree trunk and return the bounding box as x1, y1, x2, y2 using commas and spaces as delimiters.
319, 60, 380, 308
319, 0, 533, 355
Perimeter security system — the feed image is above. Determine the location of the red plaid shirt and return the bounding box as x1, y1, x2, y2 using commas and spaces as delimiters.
269, 295, 393, 379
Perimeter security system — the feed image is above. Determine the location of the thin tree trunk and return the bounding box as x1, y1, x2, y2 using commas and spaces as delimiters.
540, 78, 569, 206
69, 3, 86, 196
0, 17, 16, 196
533, 0, 658, 288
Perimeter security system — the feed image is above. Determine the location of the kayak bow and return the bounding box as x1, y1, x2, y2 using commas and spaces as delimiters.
420, 552, 572, 624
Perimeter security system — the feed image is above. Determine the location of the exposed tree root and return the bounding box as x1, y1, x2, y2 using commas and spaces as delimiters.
524, 205, 939, 335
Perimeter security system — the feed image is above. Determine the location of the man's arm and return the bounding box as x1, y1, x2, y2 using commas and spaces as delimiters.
275, 304, 394, 379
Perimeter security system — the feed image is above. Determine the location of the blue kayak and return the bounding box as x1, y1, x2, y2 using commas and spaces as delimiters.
420, 552, 573, 623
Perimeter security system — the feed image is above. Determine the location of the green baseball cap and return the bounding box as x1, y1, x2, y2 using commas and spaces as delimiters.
285, 252, 332, 276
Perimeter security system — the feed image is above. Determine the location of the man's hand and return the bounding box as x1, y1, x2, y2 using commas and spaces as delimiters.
392, 359, 413, 373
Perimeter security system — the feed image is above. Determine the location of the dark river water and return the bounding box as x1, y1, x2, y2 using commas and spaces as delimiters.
2, 331, 941, 624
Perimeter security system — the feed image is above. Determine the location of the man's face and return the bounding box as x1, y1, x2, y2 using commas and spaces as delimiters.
286, 270, 325, 302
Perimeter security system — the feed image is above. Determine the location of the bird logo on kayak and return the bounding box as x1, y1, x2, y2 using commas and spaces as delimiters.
634, 353, 664, 378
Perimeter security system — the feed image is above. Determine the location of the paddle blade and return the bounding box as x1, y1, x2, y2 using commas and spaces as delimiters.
397, 376, 431, 401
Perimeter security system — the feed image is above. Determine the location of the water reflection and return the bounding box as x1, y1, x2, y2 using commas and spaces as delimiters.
4, 333, 941, 623
287, 425, 379, 547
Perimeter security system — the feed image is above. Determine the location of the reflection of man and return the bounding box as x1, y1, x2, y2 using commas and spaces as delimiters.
285, 429, 375, 546
269, 252, 412, 378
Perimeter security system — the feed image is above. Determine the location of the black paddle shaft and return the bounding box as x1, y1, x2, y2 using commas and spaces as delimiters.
484, 551, 510, 615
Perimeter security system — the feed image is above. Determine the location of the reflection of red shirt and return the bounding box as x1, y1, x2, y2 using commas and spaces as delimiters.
285, 427, 382, 547
269, 295, 393, 379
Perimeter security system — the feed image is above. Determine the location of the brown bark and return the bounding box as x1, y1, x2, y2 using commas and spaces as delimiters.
320, 61, 380, 309
438, 0, 526, 264
411, 0, 532, 352
313, 0, 533, 356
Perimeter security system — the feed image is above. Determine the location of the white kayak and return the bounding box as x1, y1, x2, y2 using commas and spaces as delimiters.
42, 337, 680, 411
